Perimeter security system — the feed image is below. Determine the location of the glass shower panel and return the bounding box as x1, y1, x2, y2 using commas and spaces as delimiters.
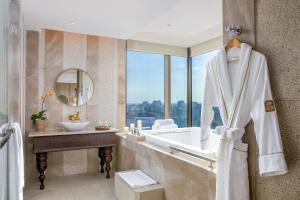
7, 0, 23, 125
0, 3, 23, 199
0, 0, 9, 126
0, 0, 23, 126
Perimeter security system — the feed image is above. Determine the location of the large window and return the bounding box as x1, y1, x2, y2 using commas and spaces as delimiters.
126, 50, 165, 128
126, 48, 222, 129
171, 56, 187, 127
191, 50, 223, 128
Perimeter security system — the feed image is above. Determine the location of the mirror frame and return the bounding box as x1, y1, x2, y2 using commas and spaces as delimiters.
55, 68, 94, 107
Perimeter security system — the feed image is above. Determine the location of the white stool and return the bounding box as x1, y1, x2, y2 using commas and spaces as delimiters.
115, 170, 164, 200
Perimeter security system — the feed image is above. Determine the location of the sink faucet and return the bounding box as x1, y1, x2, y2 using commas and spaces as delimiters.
69, 111, 80, 121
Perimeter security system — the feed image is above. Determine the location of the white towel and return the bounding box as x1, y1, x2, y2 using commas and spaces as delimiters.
0, 123, 24, 200
152, 119, 178, 130
118, 170, 157, 188
153, 119, 175, 126
13, 123, 24, 200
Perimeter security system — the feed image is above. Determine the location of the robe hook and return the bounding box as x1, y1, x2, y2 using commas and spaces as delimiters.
224, 25, 242, 38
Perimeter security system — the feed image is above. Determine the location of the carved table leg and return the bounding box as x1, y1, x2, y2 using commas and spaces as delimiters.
36, 152, 48, 190
98, 147, 105, 173
104, 146, 113, 179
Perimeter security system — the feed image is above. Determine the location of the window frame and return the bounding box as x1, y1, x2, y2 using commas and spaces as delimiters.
126, 50, 165, 128
170, 55, 188, 128
125, 44, 221, 128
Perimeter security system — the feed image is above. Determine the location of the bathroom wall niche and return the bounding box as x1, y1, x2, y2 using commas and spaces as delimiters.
55, 69, 94, 107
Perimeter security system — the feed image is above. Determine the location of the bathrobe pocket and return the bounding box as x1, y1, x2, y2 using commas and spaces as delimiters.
231, 142, 248, 176
229, 142, 249, 199
229, 142, 250, 200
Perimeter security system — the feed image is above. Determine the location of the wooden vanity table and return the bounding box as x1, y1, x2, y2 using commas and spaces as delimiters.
28, 128, 118, 190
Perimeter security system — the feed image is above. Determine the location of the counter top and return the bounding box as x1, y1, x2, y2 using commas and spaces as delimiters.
28, 128, 119, 137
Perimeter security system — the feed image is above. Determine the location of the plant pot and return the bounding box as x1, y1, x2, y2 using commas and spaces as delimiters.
35, 119, 46, 132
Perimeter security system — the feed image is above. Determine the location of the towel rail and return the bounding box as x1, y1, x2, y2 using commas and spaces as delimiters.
0, 128, 14, 149
169, 146, 216, 168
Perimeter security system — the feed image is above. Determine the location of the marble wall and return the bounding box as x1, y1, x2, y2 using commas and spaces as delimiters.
255, 0, 300, 199
25, 30, 126, 181
117, 137, 216, 200
222, 0, 255, 46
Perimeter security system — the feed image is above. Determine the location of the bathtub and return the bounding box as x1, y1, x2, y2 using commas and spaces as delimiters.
141, 127, 220, 163
118, 129, 218, 199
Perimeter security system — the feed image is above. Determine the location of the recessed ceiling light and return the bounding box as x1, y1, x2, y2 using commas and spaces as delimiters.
69, 21, 76, 25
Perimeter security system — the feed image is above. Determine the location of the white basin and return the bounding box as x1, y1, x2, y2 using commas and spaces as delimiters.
58, 121, 90, 131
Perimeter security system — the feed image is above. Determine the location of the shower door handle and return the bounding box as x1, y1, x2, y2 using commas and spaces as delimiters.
0, 128, 14, 149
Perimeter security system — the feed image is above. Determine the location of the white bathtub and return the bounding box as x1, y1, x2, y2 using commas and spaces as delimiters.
141, 127, 220, 161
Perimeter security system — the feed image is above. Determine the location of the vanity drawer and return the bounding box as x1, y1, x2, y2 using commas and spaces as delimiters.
32, 132, 117, 153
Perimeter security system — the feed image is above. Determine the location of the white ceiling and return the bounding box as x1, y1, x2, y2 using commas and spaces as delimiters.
22, 0, 222, 47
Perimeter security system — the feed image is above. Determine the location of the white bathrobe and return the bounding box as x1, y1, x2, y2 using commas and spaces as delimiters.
201, 43, 288, 200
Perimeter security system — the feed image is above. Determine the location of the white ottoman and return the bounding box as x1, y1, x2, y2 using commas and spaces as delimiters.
115, 170, 164, 200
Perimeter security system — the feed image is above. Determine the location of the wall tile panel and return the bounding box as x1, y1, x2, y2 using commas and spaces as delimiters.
25, 30, 126, 180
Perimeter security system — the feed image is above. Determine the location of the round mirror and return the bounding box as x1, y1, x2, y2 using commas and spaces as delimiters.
55, 69, 94, 107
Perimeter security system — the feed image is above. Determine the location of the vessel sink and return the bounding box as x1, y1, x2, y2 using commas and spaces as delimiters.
58, 121, 90, 131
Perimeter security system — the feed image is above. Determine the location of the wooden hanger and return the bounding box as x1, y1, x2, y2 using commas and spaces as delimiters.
225, 37, 241, 51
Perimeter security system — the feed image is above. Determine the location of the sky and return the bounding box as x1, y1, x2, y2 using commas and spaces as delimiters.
127, 51, 164, 103
192, 50, 219, 102
127, 50, 219, 104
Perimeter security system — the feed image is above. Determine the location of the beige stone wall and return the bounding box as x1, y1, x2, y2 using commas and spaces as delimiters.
255, 0, 300, 199
25, 30, 126, 181
223, 0, 255, 46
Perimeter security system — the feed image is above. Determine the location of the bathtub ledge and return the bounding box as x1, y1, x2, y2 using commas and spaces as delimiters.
117, 134, 216, 174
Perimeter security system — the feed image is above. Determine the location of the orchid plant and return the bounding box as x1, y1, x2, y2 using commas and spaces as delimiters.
31, 89, 55, 125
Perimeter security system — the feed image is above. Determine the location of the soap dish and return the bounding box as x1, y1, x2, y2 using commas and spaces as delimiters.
95, 127, 110, 131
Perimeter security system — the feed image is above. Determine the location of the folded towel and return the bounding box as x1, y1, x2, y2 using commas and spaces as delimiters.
152, 124, 178, 130
153, 119, 175, 126
118, 170, 157, 188
152, 119, 178, 130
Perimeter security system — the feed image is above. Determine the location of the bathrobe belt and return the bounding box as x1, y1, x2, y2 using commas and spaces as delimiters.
215, 126, 245, 140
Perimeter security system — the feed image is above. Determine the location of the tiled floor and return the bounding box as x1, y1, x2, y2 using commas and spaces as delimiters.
24, 173, 117, 200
